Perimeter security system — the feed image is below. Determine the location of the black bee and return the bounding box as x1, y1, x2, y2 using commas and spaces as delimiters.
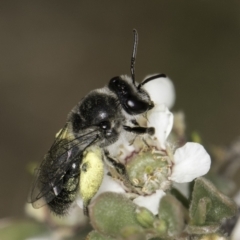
29, 30, 162, 216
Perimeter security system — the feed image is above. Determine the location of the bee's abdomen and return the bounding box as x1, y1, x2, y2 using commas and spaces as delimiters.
48, 175, 79, 215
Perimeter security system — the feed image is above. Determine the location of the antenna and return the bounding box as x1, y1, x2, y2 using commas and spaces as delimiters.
130, 29, 138, 85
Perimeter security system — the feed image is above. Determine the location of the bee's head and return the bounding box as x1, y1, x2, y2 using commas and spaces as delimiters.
108, 75, 154, 115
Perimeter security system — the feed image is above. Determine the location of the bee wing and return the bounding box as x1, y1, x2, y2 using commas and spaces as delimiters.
28, 123, 99, 208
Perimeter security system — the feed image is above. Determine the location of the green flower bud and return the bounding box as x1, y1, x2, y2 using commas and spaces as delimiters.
135, 207, 156, 228
191, 197, 212, 225
153, 219, 168, 236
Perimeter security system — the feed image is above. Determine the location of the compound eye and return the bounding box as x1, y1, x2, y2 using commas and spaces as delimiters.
127, 98, 153, 114
99, 121, 111, 130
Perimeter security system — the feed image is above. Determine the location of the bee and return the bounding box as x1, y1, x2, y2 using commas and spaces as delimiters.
29, 30, 163, 216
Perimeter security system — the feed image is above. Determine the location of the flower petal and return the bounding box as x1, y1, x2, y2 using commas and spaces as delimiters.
142, 74, 175, 109
95, 174, 126, 195
170, 142, 211, 183
133, 189, 166, 215
147, 104, 173, 149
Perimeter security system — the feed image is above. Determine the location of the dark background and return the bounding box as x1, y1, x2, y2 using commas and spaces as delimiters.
1, 1, 240, 218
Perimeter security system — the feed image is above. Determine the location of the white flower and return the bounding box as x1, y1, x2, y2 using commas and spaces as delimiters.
142, 74, 175, 109
130, 78, 210, 214
144, 76, 211, 182
129, 142, 210, 215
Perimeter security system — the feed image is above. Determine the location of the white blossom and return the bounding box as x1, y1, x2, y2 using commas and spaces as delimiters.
133, 77, 210, 214
142, 75, 175, 109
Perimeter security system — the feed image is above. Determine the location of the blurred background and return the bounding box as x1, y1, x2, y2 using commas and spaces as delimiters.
1, 1, 240, 218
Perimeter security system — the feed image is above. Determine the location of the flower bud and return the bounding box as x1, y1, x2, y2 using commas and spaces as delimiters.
135, 207, 156, 228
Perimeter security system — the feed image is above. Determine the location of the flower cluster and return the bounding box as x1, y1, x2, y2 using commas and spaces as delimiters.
77, 75, 211, 215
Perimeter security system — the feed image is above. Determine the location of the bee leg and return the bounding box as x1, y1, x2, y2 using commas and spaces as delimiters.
105, 153, 127, 176
83, 201, 90, 216
104, 152, 134, 190
128, 134, 137, 146
123, 125, 155, 135
131, 119, 139, 126
142, 137, 151, 148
